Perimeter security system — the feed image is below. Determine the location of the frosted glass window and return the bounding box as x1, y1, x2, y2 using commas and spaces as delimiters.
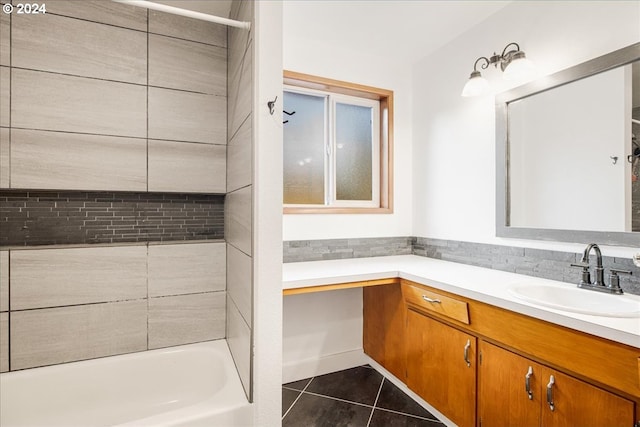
283, 91, 326, 205
335, 103, 373, 201
282, 73, 389, 212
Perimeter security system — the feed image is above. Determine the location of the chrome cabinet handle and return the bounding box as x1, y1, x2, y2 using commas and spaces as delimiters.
463, 339, 471, 367
525, 366, 533, 400
422, 295, 441, 303
546, 375, 555, 411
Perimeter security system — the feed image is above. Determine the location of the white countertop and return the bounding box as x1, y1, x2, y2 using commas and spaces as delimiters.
283, 255, 640, 348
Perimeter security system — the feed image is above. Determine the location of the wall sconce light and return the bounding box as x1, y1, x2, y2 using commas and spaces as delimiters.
461, 42, 535, 97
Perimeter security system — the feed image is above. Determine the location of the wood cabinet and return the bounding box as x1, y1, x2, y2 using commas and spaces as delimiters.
362, 280, 640, 427
478, 341, 634, 427
363, 283, 406, 381
406, 308, 477, 427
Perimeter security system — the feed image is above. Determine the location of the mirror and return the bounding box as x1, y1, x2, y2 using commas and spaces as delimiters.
496, 42, 640, 246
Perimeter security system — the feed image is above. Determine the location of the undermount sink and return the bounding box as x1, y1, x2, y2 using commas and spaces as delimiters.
507, 283, 640, 318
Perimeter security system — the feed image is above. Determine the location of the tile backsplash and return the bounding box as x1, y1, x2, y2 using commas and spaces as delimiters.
283, 236, 640, 295
0, 190, 224, 246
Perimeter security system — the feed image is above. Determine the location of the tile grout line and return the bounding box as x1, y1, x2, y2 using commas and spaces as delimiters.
366, 377, 385, 427
282, 369, 446, 425
282, 377, 314, 420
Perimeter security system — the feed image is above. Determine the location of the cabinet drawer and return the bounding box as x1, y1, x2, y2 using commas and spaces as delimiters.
402, 283, 470, 325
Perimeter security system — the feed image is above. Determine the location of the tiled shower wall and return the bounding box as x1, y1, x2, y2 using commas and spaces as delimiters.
225, 0, 254, 400
0, 1, 230, 372
0, 242, 226, 372
283, 237, 640, 295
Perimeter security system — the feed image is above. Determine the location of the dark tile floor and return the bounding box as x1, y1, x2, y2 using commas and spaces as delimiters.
282, 365, 446, 427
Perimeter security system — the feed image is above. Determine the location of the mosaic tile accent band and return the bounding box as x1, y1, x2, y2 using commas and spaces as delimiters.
283, 237, 413, 263
0, 190, 224, 246
283, 236, 640, 295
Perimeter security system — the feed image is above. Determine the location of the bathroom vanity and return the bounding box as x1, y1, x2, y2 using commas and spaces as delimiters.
283, 255, 640, 427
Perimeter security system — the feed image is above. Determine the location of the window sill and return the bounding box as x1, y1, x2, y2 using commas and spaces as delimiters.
283, 206, 393, 215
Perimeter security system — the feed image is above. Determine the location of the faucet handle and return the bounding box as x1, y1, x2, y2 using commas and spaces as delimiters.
570, 262, 591, 285
609, 268, 632, 275
570, 262, 590, 269
607, 268, 632, 294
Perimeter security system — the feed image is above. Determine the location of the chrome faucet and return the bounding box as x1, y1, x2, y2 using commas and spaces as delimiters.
570, 243, 631, 295
581, 243, 605, 286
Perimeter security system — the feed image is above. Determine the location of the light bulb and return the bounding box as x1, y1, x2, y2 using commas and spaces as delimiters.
461, 71, 489, 97
503, 54, 535, 82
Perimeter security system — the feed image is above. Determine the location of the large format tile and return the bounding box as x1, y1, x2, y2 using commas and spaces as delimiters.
376, 379, 440, 420
43, 0, 147, 31
1, 66, 8, 127
228, 41, 252, 140
305, 366, 384, 406
11, 69, 146, 137
282, 393, 372, 427
282, 388, 300, 416
283, 377, 312, 391
228, 0, 253, 81
11, 129, 147, 191
12, 13, 146, 84
0, 312, 7, 372
148, 242, 226, 297
0, 251, 7, 312
0, 128, 8, 188
227, 297, 251, 398
148, 88, 226, 144
0, 8, 9, 66
149, 34, 226, 95
225, 186, 252, 256
369, 409, 444, 427
149, 10, 226, 47
10, 246, 147, 310
148, 292, 225, 349
148, 139, 226, 193
227, 243, 252, 325
11, 300, 147, 370
227, 114, 252, 192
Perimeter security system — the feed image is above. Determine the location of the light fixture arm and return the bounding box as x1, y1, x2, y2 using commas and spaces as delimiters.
462, 41, 533, 97
473, 56, 491, 72
500, 42, 521, 59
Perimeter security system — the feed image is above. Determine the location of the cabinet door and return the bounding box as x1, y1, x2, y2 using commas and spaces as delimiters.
478, 341, 542, 427
363, 284, 406, 381
540, 368, 634, 427
405, 309, 476, 427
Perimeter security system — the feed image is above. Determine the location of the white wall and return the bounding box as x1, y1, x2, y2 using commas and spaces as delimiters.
253, 1, 283, 425
412, 1, 640, 257
282, 20, 413, 240
281, 3, 415, 382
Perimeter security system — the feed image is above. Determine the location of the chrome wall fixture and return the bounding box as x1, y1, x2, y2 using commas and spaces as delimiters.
461, 42, 534, 97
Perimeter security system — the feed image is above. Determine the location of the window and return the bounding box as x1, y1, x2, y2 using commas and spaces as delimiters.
283, 71, 393, 214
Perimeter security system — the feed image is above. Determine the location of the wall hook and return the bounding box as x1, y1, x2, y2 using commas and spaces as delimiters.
267, 96, 277, 115
284, 110, 296, 116
610, 156, 618, 165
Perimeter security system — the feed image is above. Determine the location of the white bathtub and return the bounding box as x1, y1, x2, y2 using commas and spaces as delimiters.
0, 340, 253, 427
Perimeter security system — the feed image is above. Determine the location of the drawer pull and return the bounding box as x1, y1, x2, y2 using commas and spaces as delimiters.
525, 366, 533, 400
463, 339, 471, 367
422, 295, 441, 303
546, 375, 555, 411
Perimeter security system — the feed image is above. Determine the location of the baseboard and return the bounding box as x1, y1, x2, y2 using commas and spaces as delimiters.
282, 349, 368, 384
365, 355, 456, 427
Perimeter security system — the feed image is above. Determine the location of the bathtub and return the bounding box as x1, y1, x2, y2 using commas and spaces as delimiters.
0, 340, 253, 427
